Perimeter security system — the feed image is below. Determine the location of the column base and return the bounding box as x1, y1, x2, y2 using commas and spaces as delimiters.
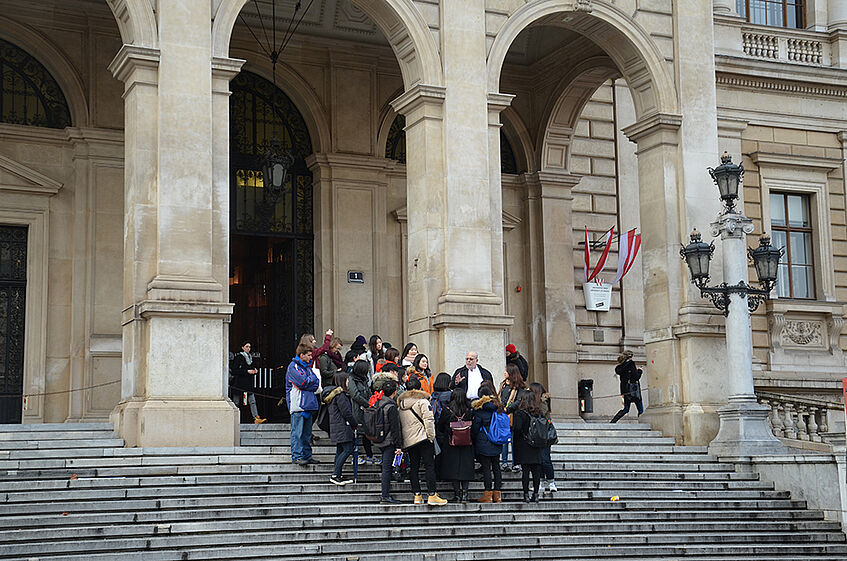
638, 404, 684, 444
708, 397, 784, 457
111, 398, 239, 448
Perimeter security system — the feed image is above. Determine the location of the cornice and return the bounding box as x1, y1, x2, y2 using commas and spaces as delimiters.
621, 112, 683, 143
749, 151, 843, 172
108, 44, 160, 83
390, 84, 446, 116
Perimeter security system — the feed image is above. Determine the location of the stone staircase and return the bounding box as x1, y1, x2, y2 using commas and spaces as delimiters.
0, 421, 844, 560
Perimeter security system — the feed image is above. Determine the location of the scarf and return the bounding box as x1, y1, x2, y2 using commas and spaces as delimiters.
241, 351, 252, 366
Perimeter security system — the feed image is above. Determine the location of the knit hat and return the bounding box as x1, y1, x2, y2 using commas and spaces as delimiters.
351, 335, 367, 351
505, 344, 517, 354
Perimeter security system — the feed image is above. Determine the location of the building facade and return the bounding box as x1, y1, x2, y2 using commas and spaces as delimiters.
0, 0, 844, 448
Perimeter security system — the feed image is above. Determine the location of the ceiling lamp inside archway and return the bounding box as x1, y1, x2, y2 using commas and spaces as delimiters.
239, 0, 314, 205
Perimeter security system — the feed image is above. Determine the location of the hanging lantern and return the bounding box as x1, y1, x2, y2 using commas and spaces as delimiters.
261, 138, 294, 205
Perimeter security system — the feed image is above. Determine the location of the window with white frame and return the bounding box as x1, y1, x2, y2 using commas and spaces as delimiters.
769, 192, 814, 299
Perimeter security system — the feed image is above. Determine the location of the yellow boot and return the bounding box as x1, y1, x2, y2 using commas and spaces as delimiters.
492, 490, 502, 503
253, 416, 266, 424
427, 493, 448, 505
477, 490, 494, 503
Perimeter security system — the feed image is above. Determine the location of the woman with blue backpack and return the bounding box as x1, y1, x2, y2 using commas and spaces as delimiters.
471, 385, 508, 503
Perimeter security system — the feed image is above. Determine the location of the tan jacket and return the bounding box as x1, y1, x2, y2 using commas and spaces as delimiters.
397, 389, 435, 449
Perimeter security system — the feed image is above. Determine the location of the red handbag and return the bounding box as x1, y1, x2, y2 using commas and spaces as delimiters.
446, 406, 472, 447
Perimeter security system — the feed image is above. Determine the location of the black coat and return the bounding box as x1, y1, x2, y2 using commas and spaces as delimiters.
436, 406, 475, 481
451, 365, 493, 396
506, 352, 529, 381
347, 369, 371, 425
615, 359, 643, 396
231, 353, 255, 393
511, 409, 543, 465
376, 396, 403, 451
326, 388, 357, 444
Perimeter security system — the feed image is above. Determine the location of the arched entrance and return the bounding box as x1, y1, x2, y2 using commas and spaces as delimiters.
228, 70, 314, 421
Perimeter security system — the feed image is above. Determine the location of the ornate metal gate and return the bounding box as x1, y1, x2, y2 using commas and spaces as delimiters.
0, 226, 26, 424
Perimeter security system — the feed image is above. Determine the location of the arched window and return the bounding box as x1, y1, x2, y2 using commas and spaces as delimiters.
384, 113, 520, 174
0, 38, 71, 128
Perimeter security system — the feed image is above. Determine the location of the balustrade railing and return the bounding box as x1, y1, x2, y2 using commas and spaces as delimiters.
757, 391, 840, 443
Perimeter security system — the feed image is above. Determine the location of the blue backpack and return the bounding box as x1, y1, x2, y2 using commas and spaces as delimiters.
484, 411, 511, 445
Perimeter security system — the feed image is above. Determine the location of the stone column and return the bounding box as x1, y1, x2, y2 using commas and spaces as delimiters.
393, 0, 511, 374
831, 0, 847, 67
108, 1, 238, 447
707, 212, 782, 457
523, 171, 581, 417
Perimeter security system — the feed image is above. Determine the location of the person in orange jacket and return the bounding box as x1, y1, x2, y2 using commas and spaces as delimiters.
408, 353, 434, 395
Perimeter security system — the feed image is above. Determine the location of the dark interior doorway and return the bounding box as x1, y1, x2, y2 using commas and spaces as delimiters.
228, 71, 314, 423
0, 225, 27, 424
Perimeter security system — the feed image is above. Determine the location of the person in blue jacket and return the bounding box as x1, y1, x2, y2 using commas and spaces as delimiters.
286, 343, 321, 465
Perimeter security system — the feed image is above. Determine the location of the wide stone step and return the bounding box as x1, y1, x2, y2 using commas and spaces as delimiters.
0, 430, 119, 442
0, 438, 126, 450
0, 423, 114, 432
2, 522, 844, 559
9, 535, 847, 561
0, 503, 828, 531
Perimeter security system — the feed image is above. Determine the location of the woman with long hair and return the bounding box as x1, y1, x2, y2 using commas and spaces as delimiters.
498, 363, 527, 472
401, 342, 418, 367
325, 373, 357, 485
436, 386, 475, 502
512, 391, 543, 502
409, 353, 433, 395
347, 359, 377, 465
529, 381, 556, 493
368, 335, 384, 372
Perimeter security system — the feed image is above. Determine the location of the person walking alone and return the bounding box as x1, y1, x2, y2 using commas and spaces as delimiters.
231, 341, 266, 424
611, 350, 644, 423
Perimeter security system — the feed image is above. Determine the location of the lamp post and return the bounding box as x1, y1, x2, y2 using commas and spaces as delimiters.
681, 153, 783, 457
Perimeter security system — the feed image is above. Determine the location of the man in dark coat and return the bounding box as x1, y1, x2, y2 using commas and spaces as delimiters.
451, 351, 493, 400
506, 344, 529, 381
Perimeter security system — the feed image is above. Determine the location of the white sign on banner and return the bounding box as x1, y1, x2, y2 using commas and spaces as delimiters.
583, 282, 612, 312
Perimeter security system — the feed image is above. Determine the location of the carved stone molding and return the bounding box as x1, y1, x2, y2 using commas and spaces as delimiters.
782, 320, 823, 347
766, 300, 847, 374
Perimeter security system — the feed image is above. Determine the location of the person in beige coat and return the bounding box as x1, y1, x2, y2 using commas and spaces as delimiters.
397, 377, 447, 505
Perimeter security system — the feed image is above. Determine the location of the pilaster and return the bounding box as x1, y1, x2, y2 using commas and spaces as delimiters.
523, 170, 581, 417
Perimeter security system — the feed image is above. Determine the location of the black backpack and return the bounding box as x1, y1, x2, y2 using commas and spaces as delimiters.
526, 415, 558, 448
362, 398, 393, 443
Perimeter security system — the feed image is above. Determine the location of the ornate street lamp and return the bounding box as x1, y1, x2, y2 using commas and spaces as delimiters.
680, 155, 782, 316
708, 151, 744, 212
681, 152, 783, 457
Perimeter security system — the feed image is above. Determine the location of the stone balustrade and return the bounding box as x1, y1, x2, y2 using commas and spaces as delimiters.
757, 391, 840, 443
715, 15, 835, 66
787, 38, 823, 64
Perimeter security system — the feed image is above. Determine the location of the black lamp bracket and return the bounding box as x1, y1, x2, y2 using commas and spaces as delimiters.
697, 281, 771, 317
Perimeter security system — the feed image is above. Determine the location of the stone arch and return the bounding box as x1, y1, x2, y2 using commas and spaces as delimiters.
0, 15, 90, 127
105, 0, 158, 48
538, 57, 620, 172
487, 1, 678, 120
212, 0, 442, 88
230, 50, 332, 155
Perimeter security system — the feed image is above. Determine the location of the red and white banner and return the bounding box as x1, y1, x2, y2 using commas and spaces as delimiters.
612, 228, 641, 285
584, 227, 614, 283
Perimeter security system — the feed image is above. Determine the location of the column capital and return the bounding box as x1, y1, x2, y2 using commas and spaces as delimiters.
523, 170, 581, 200
390, 84, 446, 116
622, 112, 682, 144
487, 91, 515, 114
108, 44, 160, 84
711, 211, 754, 240
717, 117, 749, 140
211, 56, 245, 82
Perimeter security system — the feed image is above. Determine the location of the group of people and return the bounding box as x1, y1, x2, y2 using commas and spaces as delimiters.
233, 332, 645, 504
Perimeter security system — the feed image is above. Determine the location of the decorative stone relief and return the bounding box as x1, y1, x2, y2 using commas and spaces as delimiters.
574, 0, 593, 12
782, 320, 823, 347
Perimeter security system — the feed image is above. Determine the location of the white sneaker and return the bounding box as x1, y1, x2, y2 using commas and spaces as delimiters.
548, 480, 558, 492
329, 475, 351, 486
